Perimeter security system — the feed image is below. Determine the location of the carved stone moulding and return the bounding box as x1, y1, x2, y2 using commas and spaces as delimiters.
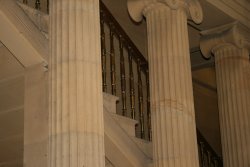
127, 0, 203, 24
205, 0, 250, 29
200, 21, 250, 58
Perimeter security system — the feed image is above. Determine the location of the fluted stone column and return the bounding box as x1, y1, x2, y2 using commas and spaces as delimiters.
200, 22, 250, 167
49, 0, 105, 167
127, 0, 203, 166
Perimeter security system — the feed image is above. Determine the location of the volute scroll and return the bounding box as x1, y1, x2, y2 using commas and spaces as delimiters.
127, 0, 203, 24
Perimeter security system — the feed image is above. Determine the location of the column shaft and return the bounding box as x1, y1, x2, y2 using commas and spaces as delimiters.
50, 0, 105, 167
214, 45, 250, 167
145, 4, 199, 167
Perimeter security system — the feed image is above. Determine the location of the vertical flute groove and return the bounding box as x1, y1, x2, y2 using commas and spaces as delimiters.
50, 0, 105, 166
145, 4, 199, 167
214, 45, 250, 167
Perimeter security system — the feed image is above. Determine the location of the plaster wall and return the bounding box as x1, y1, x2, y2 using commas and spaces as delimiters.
0, 45, 24, 167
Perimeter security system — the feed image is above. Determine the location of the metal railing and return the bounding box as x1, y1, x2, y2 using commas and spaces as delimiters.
100, 4, 223, 166
100, 1, 151, 140
22, 0, 223, 166
197, 131, 223, 167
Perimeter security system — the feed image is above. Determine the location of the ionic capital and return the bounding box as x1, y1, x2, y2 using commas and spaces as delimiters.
200, 22, 250, 58
127, 0, 203, 24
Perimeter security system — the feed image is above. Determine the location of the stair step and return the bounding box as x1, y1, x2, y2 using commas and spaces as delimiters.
110, 113, 138, 137
105, 158, 115, 167
147, 162, 153, 167
103, 92, 153, 167
103, 93, 119, 114
104, 110, 150, 167
131, 137, 153, 159
103, 93, 138, 137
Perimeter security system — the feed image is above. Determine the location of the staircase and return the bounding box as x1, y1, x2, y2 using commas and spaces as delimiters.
0, 0, 223, 166
103, 93, 152, 167
102, 92, 223, 167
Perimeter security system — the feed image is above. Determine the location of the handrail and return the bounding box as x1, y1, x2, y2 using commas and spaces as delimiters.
100, 1, 148, 71
100, 1, 151, 140
21, 0, 223, 166
100, 3, 223, 166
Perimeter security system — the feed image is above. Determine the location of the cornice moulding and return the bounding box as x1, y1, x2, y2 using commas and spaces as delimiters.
200, 22, 250, 58
206, 0, 250, 29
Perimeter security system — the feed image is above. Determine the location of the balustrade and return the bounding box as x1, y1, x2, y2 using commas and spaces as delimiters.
100, 2, 150, 140
197, 131, 223, 167
21, 0, 223, 166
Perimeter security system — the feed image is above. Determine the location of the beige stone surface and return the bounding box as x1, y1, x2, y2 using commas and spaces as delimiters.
0, 1, 247, 166
0, 44, 24, 166
104, 107, 150, 167
105, 158, 115, 167
215, 47, 250, 167
127, 0, 203, 166
24, 64, 48, 167
0, 46, 24, 79
0, 0, 48, 67
201, 22, 250, 167
17, 2, 49, 34
205, 0, 250, 29
49, 0, 105, 166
